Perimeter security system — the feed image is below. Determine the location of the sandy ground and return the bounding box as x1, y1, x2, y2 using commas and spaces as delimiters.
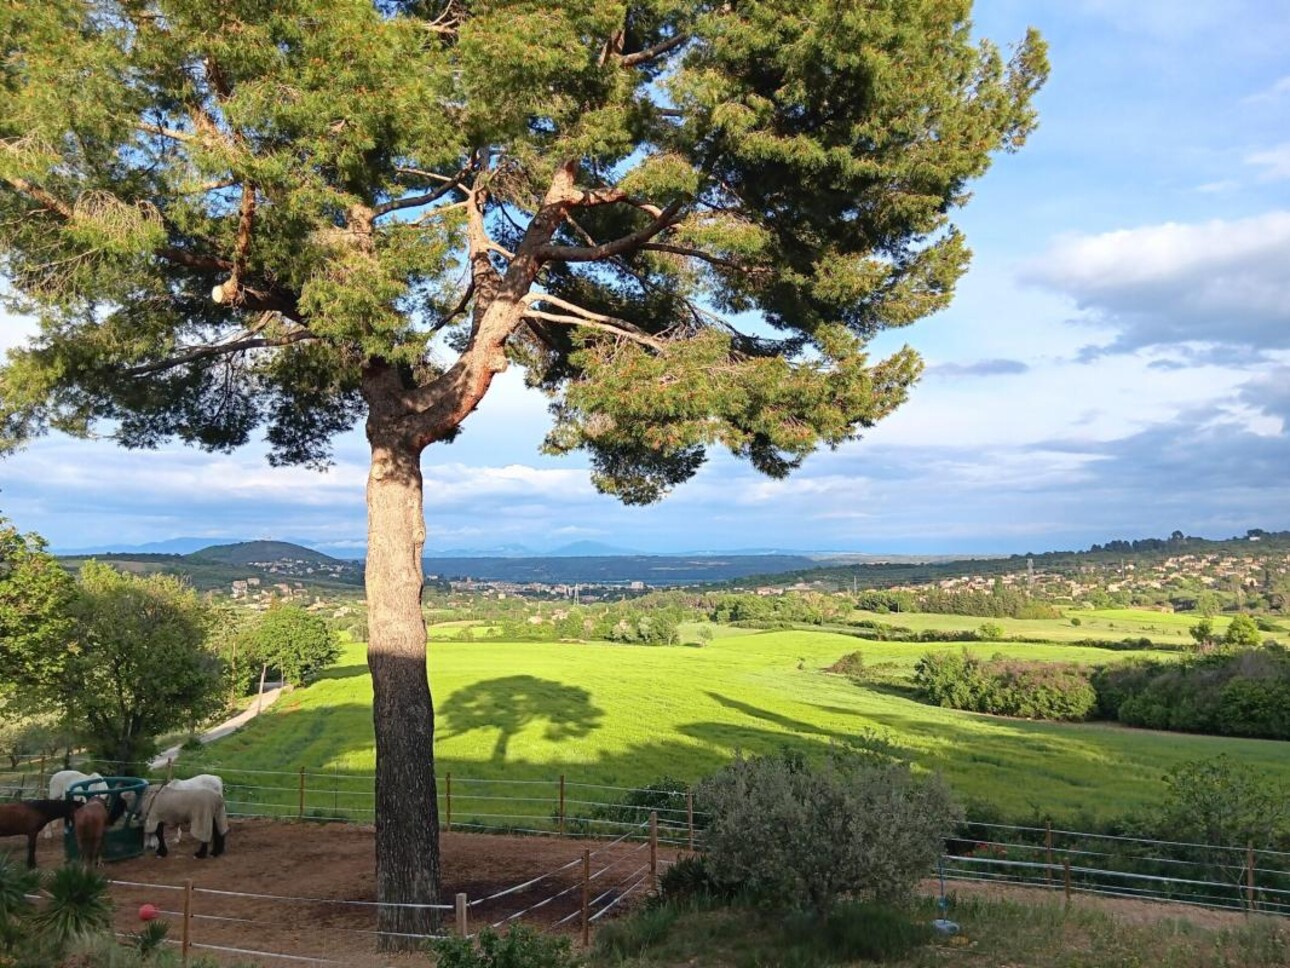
3, 820, 1267, 966
15, 819, 669, 966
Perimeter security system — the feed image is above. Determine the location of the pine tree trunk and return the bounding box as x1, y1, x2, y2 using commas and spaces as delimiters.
365, 403, 440, 950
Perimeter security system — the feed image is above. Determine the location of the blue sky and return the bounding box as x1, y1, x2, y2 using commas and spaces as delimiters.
2, 0, 1288, 556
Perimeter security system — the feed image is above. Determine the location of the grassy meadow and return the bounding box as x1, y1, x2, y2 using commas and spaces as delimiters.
183, 614, 1290, 826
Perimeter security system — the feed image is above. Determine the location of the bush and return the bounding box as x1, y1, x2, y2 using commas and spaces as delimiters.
1092, 649, 1290, 739
697, 749, 961, 914
432, 925, 580, 968
656, 854, 735, 906
793, 900, 934, 962
913, 650, 1097, 721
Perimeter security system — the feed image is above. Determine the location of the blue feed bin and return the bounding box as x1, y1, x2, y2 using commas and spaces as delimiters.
63, 777, 149, 863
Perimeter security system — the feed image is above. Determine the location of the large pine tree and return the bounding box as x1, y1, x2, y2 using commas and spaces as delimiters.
0, 0, 1046, 946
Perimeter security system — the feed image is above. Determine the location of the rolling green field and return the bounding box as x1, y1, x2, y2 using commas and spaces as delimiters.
848, 607, 1220, 644
184, 623, 1290, 825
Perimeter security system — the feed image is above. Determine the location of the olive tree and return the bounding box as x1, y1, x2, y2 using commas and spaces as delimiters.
0, 0, 1045, 943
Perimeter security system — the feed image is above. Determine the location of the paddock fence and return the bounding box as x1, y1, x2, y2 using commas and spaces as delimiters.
5, 754, 1290, 921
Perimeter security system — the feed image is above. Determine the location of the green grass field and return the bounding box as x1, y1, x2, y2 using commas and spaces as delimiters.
182, 623, 1290, 826
848, 607, 1218, 644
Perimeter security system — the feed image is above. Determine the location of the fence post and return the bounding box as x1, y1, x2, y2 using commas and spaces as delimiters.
455, 892, 469, 938
1063, 857, 1071, 908
581, 848, 590, 948
1045, 821, 1053, 889
649, 810, 658, 894
297, 767, 305, 820
686, 790, 694, 852
559, 774, 566, 837
181, 878, 193, 964
37, 755, 46, 795
446, 772, 452, 832
166, 758, 174, 783
1247, 842, 1255, 915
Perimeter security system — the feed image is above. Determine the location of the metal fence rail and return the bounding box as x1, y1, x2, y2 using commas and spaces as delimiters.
6, 756, 1289, 917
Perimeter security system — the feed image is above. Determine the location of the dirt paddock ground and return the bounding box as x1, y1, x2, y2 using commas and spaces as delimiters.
4, 820, 1265, 966
12, 818, 674, 966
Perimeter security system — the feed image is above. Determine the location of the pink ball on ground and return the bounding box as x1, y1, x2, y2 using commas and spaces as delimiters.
138, 904, 160, 922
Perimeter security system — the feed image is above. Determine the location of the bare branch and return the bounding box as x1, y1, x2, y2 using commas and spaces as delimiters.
123, 328, 316, 377
570, 186, 663, 217
619, 33, 689, 68
536, 200, 684, 262
394, 167, 458, 184
522, 309, 665, 350
375, 167, 470, 217
137, 122, 196, 143
155, 247, 233, 271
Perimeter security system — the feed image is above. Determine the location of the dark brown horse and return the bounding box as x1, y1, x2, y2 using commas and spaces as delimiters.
0, 799, 81, 868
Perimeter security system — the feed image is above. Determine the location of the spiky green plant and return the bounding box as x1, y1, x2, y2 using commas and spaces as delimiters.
31, 865, 112, 947
0, 854, 39, 951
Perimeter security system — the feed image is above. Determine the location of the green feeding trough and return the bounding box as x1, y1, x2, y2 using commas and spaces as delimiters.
63, 777, 149, 863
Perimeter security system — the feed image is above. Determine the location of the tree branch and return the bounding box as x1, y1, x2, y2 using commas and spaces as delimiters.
639, 242, 769, 276
521, 309, 664, 350
1, 176, 74, 219
137, 122, 195, 143
123, 329, 316, 377
619, 33, 689, 68
536, 200, 684, 262
374, 168, 470, 217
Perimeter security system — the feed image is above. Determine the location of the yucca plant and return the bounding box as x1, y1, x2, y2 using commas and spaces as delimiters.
32, 865, 111, 948
0, 854, 38, 952
129, 918, 170, 958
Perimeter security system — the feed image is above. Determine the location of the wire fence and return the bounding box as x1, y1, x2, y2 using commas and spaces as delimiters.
7, 755, 1290, 922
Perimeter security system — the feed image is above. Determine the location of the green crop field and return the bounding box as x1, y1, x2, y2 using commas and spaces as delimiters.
181, 624, 1290, 827
848, 608, 1215, 644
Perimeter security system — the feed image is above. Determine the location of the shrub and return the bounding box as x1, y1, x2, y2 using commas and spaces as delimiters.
793, 900, 934, 962
913, 650, 1096, 721
656, 854, 735, 906
432, 925, 580, 968
697, 749, 961, 914
827, 651, 865, 679
592, 904, 678, 961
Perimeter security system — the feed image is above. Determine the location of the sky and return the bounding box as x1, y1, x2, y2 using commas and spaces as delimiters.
2, 0, 1288, 557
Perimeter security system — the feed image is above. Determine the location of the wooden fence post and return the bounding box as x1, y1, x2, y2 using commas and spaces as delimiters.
297, 767, 305, 820
581, 848, 591, 947
181, 879, 193, 964
1045, 821, 1053, 889
166, 758, 174, 783
1247, 842, 1256, 915
1063, 857, 1071, 908
559, 774, 566, 837
37, 755, 46, 795
649, 810, 658, 894
446, 772, 452, 832
686, 790, 694, 852
455, 892, 469, 938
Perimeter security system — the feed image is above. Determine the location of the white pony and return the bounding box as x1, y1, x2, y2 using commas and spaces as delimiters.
161, 775, 224, 842
45, 770, 108, 838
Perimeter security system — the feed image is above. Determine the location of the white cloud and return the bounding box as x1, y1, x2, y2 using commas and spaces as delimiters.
1023, 212, 1290, 353
1246, 143, 1290, 181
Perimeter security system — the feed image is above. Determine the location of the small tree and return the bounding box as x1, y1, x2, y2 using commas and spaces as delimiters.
1225, 614, 1262, 649
60, 563, 222, 769
1189, 616, 1219, 652
1161, 756, 1288, 851
0, 517, 75, 691
698, 749, 960, 914
245, 605, 342, 686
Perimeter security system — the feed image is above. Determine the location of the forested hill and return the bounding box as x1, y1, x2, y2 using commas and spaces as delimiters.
58, 540, 364, 592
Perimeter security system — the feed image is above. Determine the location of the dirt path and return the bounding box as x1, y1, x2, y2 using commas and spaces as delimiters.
149, 686, 286, 772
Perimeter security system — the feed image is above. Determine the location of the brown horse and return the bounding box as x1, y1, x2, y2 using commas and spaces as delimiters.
0, 799, 81, 868
72, 799, 108, 867
71, 792, 128, 867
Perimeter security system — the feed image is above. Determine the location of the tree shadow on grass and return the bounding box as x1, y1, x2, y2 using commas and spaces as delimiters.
317, 664, 369, 680
438, 676, 605, 764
